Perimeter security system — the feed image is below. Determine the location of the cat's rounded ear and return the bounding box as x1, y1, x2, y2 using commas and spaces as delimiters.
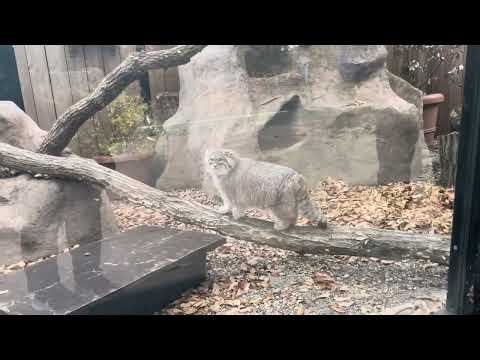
225, 149, 238, 159
224, 151, 238, 168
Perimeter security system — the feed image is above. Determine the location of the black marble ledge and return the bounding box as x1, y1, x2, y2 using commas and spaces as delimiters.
0, 226, 225, 315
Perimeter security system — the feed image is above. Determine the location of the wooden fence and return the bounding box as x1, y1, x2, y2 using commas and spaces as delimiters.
13, 45, 180, 157
11, 45, 466, 156
386, 45, 467, 136
144, 45, 180, 123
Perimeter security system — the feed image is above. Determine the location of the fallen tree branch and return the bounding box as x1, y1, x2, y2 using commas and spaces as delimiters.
0, 143, 451, 264
37, 45, 206, 156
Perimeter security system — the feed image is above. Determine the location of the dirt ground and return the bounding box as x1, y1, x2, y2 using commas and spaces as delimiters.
110, 176, 452, 315
0, 148, 452, 315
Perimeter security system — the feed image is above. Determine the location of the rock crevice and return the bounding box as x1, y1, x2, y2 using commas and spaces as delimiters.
154, 45, 427, 192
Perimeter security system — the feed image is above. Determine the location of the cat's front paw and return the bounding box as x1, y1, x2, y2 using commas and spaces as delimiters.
217, 205, 232, 215
315, 215, 328, 229
232, 208, 245, 220
274, 222, 291, 231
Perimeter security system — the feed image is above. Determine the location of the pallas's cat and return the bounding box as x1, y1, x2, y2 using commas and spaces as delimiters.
205, 149, 327, 231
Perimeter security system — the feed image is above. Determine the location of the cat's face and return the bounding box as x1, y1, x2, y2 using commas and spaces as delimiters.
205, 149, 238, 176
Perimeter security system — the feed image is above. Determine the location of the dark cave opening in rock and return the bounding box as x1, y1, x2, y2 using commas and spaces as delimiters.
258, 96, 306, 152
244, 45, 291, 78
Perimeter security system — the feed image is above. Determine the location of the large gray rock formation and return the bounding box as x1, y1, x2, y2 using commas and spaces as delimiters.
0, 101, 47, 151
0, 175, 118, 265
0, 101, 119, 265
154, 45, 429, 193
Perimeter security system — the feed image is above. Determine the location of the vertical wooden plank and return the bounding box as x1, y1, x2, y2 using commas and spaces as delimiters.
456, 45, 467, 108
145, 45, 167, 98
439, 131, 459, 187
44, 45, 79, 152
101, 45, 122, 74
145, 45, 181, 123
118, 45, 137, 61
161, 46, 180, 94
446, 46, 467, 136
415, 47, 427, 91
134, 45, 152, 103
24, 45, 57, 130
64, 45, 98, 157
386, 46, 398, 75
12, 45, 38, 123
83, 45, 112, 150
432, 55, 448, 136
116, 45, 141, 96
146, 45, 180, 94
165, 67, 180, 93
44, 45, 74, 115
64, 45, 90, 101
83, 45, 106, 88
432, 46, 468, 137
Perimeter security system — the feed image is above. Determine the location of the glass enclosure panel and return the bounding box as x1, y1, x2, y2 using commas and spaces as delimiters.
0, 45, 465, 315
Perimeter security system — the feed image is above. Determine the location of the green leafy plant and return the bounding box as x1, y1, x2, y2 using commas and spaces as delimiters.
108, 93, 148, 147
99, 93, 163, 156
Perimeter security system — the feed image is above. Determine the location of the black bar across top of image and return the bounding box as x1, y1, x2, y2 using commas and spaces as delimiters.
447, 45, 480, 314
0, 226, 225, 315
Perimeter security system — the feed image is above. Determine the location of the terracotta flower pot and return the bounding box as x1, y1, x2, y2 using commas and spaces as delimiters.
94, 151, 156, 186
422, 93, 445, 146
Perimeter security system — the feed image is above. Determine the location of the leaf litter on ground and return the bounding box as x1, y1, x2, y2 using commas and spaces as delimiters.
0, 177, 453, 314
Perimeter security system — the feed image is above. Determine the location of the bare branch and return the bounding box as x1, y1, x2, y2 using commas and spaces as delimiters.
0, 143, 451, 264
37, 45, 206, 156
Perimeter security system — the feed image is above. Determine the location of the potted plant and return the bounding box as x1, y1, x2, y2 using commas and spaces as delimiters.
94, 93, 162, 186
423, 93, 445, 146
388, 45, 465, 145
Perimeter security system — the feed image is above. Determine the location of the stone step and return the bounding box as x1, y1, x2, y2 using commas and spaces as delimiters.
0, 226, 225, 315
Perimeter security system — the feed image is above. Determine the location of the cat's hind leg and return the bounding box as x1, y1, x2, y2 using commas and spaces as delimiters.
217, 190, 232, 214
218, 203, 232, 214
232, 206, 246, 220
298, 198, 328, 229
270, 197, 298, 231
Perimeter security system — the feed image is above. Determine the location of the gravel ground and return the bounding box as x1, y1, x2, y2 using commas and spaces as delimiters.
0, 181, 450, 315
111, 177, 451, 315
0, 142, 450, 315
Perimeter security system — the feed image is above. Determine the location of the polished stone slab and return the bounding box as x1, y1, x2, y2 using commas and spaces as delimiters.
0, 226, 225, 315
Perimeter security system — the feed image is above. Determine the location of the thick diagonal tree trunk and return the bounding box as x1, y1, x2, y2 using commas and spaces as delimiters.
37, 45, 206, 156
0, 143, 451, 264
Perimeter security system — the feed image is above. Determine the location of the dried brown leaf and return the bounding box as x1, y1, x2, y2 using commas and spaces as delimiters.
212, 282, 221, 295
329, 304, 347, 314
225, 299, 241, 307
238, 307, 253, 314
313, 272, 336, 290
218, 309, 242, 315
238, 279, 250, 292
296, 305, 305, 315
183, 307, 198, 315
240, 264, 248, 272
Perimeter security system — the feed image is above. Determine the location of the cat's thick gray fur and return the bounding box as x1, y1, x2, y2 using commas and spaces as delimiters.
205, 148, 328, 231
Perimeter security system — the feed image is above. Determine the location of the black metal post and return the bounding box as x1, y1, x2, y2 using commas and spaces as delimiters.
446, 45, 480, 314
